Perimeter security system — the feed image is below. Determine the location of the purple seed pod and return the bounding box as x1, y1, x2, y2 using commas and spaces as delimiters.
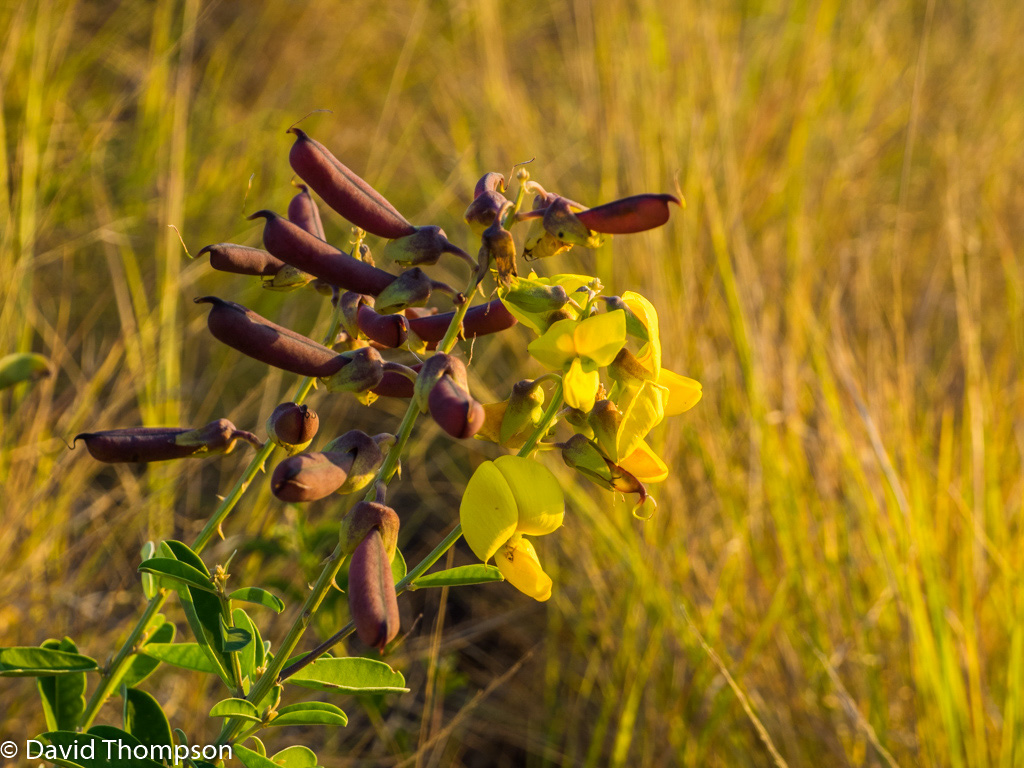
357, 304, 409, 348
266, 402, 319, 454
196, 296, 346, 377
288, 128, 416, 240
287, 183, 326, 240
371, 364, 421, 398
428, 376, 485, 439
407, 299, 516, 345
249, 210, 397, 296
321, 430, 386, 493
271, 451, 355, 502
465, 173, 508, 235
348, 528, 401, 652
74, 419, 261, 463
575, 193, 681, 234
199, 243, 286, 277
340, 500, 400, 559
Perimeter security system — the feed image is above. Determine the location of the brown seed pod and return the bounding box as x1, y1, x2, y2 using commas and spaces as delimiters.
575, 193, 681, 234
321, 430, 387, 493
407, 299, 516, 344
196, 296, 346, 377
427, 375, 485, 439
357, 303, 410, 348
371, 364, 421, 398
199, 243, 286, 277
288, 128, 416, 240
347, 528, 401, 652
74, 419, 261, 463
271, 451, 355, 502
287, 183, 327, 240
266, 402, 319, 454
340, 500, 400, 559
249, 210, 397, 296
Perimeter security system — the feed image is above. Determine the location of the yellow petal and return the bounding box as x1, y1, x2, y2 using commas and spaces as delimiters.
473, 401, 508, 445
563, 357, 599, 412
616, 380, 666, 461
493, 455, 564, 536
658, 368, 702, 415
618, 440, 669, 483
573, 310, 626, 367
459, 461, 519, 562
527, 317, 579, 369
495, 538, 552, 601
622, 291, 661, 376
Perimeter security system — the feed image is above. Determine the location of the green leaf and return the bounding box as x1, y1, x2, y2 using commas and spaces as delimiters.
35, 729, 162, 767
391, 547, 407, 582
245, 736, 267, 756
219, 615, 253, 653
120, 620, 175, 689
140, 542, 158, 599
138, 558, 218, 594
271, 745, 320, 767
209, 697, 261, 722
139, 643, 219, 674
411, 564, 504, 589
0, 646, 97, 677
285, 657, 408, 694
36, 638, 87, 731
229, 587, 286, 613
267, 701, 347, 728
231, 609, 260, 693
123, 687, 173, 750
235, 744, 282, 768
162, 540, 211, 575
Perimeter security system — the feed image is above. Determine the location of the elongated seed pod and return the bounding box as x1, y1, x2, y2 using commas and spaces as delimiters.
271, 451, 355, 502
250, 210, 396, 296
357, 304, 409, 348
74, 419, 260, 463
197, 296, 346, 377
428, 376, 485, 439
348, 528, 401, 651
287, 183, 326, 239
199, 243, 286, 277
289, 128, 416, 240
575, 193, 680, 234
407, 299, 516, 343
371, 365, 421, 398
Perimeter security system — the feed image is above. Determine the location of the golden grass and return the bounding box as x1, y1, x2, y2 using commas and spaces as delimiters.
2, 0, 1022, 765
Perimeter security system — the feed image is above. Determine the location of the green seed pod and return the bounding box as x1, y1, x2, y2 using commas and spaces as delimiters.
75, 419, 261, 463
266, 402, 319, 455
347, 528, 400, 652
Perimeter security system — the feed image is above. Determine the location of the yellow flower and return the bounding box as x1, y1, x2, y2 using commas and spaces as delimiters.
528, 310, 626, 412
459, 456, 565, 601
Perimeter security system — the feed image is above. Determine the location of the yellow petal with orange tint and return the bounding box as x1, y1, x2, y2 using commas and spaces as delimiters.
495, 538, 552, 601
618, 440, 670, 483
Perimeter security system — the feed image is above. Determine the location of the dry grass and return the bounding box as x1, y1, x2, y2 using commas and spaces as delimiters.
2, 0, 1022, 765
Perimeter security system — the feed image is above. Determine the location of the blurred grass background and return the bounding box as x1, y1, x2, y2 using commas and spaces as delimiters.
2, 0, 1022, 765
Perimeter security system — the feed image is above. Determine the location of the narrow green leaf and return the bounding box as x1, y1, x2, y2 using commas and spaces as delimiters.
120, 620, 175, 689
138, 558, 218, 594
218, 615, 253, 653
271, 744, 319, 767
246, 735, 267, 756
411, 564, 504, 589
268, 700, 348, 728
391, 547, 407, 582
162, 540, 211, 575
139, 643, 218, 674
123, 688, 173, 750
285, 657, 408, 694
229, 587, 286, 613
209, 697, 261, 722
36, 638, 87, 731
140, 542, 158, 599
235, 744, 282, 768
0, 647, 97, 677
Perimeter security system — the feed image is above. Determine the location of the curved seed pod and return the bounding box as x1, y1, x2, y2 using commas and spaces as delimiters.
428, 375, 485, 439
266, 402, 319, 455
407, 299, 516, 344
382, 226, 471, 268
413, 353, 464, 412
199, 243, 287, 277
371, 364, 420, 398
321, 347, 385, 393
289, 128, 415, 239
271, 451, 355, 502
74, 419, 261, 463
357, 303, 409, 348
340, 500, 400, 559
474, 172, 505, 198
348, 528, 401, 652
197, 296, 346, 377
287, 183, 326, 239
575, 193, 681, 234
465, 173, 508, 235
249, 210, 397, 296
320, 429, 386, 493
374, 267, 433, 314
